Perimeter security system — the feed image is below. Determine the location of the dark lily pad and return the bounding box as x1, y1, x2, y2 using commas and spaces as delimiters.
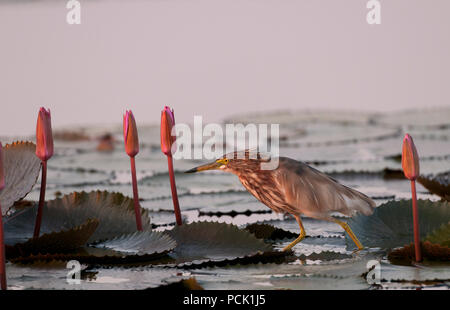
346, 199, 450, 249
245, 223, 298, 240
94, 231, 176, 255
9, 245, 172, 266
425, 222, 450, 247
166, 221, 274, 266
176, 250, 290, 270
388, 241, 450, 264
418, 172, 450, 201
0, 141, 41, 215
297, 251, 353, 261
6, 219, 99, 258
145, 277, 204, 291
3, 191, 152, 245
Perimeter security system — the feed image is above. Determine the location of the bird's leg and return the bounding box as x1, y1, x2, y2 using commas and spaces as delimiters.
283, 215, 306, 252
333, 219, 364, 251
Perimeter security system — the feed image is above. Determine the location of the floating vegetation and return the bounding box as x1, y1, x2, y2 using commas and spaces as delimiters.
388, 242, 450, 264
245, 223, 298, 240
95, 231, 176, 256
145, 277, 204, 291
0, 141, 41, 215
4, 191, 152, 245
6, 219, 99, 258
425, 222, 450, 247
347, 199, 450, 249
166, 222, 274, 266
418, 172, 450, 201
296, 251, 353, 261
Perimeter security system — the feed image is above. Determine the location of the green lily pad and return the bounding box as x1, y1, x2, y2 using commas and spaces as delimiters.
425, 222, 450, 247
4, 191, 152, 245
95, 231, 176, 255
0, 141, 41, 216
166, 221, 274, 266
6, 219, 99, 258
346, 199, 450, 249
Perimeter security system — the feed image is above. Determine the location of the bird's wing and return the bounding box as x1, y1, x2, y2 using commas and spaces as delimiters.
274, 158, 376, 218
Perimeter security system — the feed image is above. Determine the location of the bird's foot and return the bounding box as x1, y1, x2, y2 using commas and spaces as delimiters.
352, 248, 363, 255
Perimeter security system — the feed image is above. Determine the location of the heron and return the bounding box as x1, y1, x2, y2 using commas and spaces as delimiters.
186, 150, 376, 252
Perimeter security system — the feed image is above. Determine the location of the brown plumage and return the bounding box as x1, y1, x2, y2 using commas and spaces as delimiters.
186, 150, 376, 251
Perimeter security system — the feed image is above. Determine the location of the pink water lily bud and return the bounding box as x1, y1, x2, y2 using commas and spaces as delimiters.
123, 110, 139, 157
0, 143, 4, 191
160, 106, 176, 156
35, 107, 54, 162
402, 133, 420, 180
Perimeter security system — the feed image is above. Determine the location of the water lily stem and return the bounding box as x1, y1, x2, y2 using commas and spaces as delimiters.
33, 160, 47, 238
167, 154, 182, 225
130, 156, 143, 231
0, 206, 6, 290
411, 180, 422, 262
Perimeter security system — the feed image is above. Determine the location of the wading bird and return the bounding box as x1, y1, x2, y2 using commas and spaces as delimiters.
186, 151, 376, 251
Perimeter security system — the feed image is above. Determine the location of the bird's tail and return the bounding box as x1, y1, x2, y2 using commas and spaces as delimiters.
339, 185, 376, 216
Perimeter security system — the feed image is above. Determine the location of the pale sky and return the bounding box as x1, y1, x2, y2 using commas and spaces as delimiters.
1, 0, 449, 136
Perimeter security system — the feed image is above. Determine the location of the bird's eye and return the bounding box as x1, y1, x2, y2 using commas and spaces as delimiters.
218, 158, 229, 165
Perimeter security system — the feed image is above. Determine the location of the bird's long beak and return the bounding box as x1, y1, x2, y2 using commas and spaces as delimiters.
185, 161, 223, 173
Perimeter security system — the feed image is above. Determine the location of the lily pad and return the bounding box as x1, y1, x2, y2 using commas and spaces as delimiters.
9, 245, 173, 266
146, 277, 204, 291
5, 264, 187, 290
95, 231, 176, 255
378, 260, 450, 288
245, 223, 298, 240
191, 252, 382, 290
166, 221, 274, 265
418, 172, 450, 201
388, 241, 450, 263
346, 199, 450, 249
0, 141, 41, 215
4, 191, 152, 245
297, 251, 353, 261
6, 219, 99, 258
425, 222, 450, 247
9, 251, 179, 275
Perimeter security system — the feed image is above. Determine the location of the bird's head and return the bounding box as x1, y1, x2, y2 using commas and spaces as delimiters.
185, 150, 271, 175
